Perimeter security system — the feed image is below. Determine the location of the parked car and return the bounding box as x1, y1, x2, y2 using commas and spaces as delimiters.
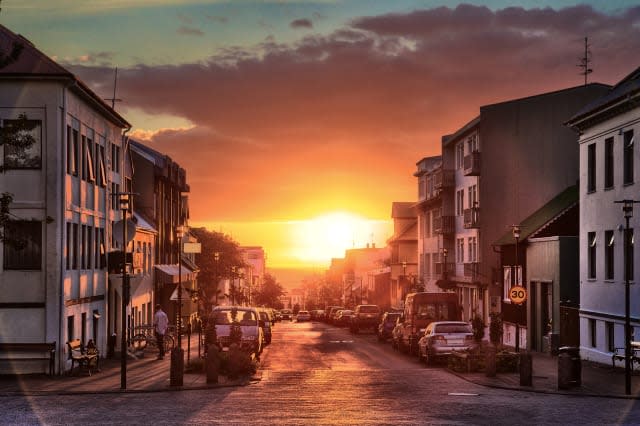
274, 310, 282, 322
258, 309, 273, 345
391, 316, 404, 350
377, 312, 402, 341
310, 309, 325, 321
350, 304, 381, 334
325, 306, 345, 324
210, 306, 264, 358
296, 310, 311, 322
417, 321, 477, 365
335, 309, 354, 327
280, 309, 293, 321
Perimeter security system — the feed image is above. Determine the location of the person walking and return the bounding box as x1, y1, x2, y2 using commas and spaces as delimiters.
153, 304, 169, 360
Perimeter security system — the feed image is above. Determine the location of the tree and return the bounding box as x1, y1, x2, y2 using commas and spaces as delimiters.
191, 227, 245, 312
253, 273, 285, 308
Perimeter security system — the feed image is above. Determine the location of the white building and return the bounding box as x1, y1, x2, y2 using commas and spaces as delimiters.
240, 246, 265, 305
0, 25, 130, 373
567, 66, 640, 365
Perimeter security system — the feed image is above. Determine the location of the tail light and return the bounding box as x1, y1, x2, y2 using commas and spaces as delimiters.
433, 335, 445, 341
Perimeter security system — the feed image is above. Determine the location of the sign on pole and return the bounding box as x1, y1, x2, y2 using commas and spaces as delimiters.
509, 285, 527, 305
183, 242, 201, 253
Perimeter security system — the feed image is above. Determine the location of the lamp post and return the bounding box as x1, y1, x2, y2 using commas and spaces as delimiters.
512, 225, 521, 353
442, 248, 448, 281
170, 224, 186, 387
615, 199, 639, 395
118, 193, 131, 390
213, 252, 220, 307
231, 266, 236, 305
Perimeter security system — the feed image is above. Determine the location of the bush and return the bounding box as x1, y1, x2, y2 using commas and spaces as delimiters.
471, 315, 485, 342
223, 344, 257, 379
489, 312, 503, 346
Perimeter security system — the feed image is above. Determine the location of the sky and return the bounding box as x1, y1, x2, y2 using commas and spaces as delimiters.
3, 0, 640, 274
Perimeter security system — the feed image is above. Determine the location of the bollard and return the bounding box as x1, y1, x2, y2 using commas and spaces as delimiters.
170, 347, 184, 387
485, 345, 497, 377
206, 345, 220, 384
557, 346, 581, 389
557, 352, 572, 389
519, 352, 532, 386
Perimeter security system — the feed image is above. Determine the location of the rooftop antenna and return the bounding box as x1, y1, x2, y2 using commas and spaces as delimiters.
104, 67, 122, 109
577, 37, 593, 86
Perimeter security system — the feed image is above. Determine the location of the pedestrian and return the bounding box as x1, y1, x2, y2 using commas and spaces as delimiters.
153, 304, 169, 360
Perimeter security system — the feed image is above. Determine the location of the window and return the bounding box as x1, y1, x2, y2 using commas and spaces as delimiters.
3, 221, 42, 270
625, 228, 634, 281
67, 315, 75, 345
98, 144, 107, 187
66, 222, 72, 270
468, 184, 478, 208
81, 225, 86, 269
467, 134, 478, 153
87, 225, 93, 270
605, 137, 614, 189
72, 128, 79, 176
605, 230, 614, 280
468, 237, 477, 262
419, 175, 426, 199
624, 130, 634, 185
81, 312, 87, 346
2, 117, 42, 169
456, 142, 464, 169
606, 321, 615, 352
72, 223, 78, 269
587, 143, 596, 192
589, 318, 596, 348
456, 189, 464, 216
456, 238, 464, 263
111, 142, 120, 173
588, 232, 596, 279
85, 136, 95, 182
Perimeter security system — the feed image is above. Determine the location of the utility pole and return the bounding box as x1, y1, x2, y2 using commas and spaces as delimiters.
577, 37, 593, 86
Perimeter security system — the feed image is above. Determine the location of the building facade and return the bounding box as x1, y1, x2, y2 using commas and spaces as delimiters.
567, 67, 640, 365
0, 24, 130, 373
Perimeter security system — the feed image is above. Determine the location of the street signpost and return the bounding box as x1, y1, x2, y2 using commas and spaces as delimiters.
509, 285, 527, 305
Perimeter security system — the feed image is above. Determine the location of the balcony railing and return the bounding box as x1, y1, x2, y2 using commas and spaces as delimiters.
435, 262, 452, 276
433, 215, 455, 234
463, 208, 480, 229
463, 151, 481, 176
464, 262, 479, 278
434, 169, 455, 189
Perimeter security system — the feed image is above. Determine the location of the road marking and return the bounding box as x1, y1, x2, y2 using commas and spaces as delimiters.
329, 340, 354, 343
448, 392, 479, 396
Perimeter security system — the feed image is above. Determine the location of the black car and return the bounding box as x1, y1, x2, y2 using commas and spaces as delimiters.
377, 312, 402, 341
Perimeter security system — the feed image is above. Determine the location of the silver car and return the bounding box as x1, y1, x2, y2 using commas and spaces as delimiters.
418, 321, 476, 365
211, 306, 264, 357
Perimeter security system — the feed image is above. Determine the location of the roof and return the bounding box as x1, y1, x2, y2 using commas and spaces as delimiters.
567, 67, 640, 127
493, 185, 578, 246
0, 24, 130, 128
387, 221, 417, 244
133, 212, 157, 233
391, 202, 415, 218
442, 116, 480, 147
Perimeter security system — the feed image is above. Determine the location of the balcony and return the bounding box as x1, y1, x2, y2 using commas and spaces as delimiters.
463, 151, 481, 176
435, 262, 453, 276
464, 262, 479, 278
434, 169, 455, 189
463, 207, 480, 229
433, 215, 455, 234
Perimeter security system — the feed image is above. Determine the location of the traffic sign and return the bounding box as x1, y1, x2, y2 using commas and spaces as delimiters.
509, 285, 527, 304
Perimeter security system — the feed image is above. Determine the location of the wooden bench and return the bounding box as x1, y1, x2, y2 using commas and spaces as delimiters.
0, 342, 56, 375
611, 347, 640, 370
66, 339, 100, 376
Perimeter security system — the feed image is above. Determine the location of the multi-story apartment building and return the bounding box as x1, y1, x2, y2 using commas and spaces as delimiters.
414, 156, 452, 293
129, 140, 197, 330
240, 246, 265, 306
342, 245, 389, 307
566, 66, 640, 365
440, 84, 611, 334
0, 25, 130, 373
387, 202, 417, 308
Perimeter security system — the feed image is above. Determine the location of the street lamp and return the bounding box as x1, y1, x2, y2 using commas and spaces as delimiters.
118, 193, 131, 390
213, 252, 220, 307
231, 266, 237, 305
614, 199, 639, 395
442, 248, 448, 280
170, 223, 187, 387
512, 225, 521, 353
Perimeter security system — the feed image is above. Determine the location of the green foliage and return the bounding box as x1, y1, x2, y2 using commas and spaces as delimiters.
472, 315, 485, 342
229, 308, 242, 345
253, 273, 285, 308
0, 113, 39, 172
489, 312, 503, 346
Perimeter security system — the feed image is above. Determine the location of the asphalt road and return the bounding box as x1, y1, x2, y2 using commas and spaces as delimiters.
5, 320, 640, 425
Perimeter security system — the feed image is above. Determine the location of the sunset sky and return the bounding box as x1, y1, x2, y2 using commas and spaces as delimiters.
3, 0, 640, 274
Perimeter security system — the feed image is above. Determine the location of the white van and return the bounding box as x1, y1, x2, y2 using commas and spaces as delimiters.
211, 306, 264, 357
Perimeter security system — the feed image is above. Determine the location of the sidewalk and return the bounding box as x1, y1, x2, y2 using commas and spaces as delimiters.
0, 345, 252, 396
1, 348, 639, 398
453, 351, 640, 399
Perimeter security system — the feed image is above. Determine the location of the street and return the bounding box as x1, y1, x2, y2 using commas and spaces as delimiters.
5, 320, 640, 425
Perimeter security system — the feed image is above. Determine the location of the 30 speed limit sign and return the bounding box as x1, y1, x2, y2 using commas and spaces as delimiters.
509, 285, 527, 304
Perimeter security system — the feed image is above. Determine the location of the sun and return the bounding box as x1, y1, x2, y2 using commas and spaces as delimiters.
290, 211, 388, 266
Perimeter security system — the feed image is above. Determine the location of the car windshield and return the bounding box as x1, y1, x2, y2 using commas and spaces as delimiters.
213, 309, 257, 325
299, 311, 309, 315
385, 313, 400, 322
359, 306, 379, 313
434, 323, 472, 334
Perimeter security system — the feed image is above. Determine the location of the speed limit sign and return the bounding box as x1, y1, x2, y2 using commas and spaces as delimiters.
509, 285, 527, 304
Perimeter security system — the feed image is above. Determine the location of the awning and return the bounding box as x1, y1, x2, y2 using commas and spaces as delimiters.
155, 264, 197, 284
